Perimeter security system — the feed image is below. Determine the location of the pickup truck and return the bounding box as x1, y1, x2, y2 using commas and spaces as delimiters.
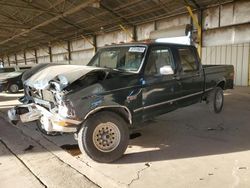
8, 42, 234, 163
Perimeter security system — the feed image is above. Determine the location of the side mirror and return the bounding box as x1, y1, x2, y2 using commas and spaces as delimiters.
159, 65, 174, 75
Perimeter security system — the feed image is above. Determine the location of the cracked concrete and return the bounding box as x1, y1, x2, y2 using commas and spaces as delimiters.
0, 115, 98, 188
0, 140, 45, 188
0, 87, 250, 188
128, 163, 151, 186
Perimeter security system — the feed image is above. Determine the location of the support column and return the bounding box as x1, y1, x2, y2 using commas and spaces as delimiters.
67, 41, 72, 64
24, 51, 27, 65
48, 46, 52, 62
132, 25, 137, 42
34, 49, 38, 64
14, 54, 18, 66
187, 6, 202, 57
93, 35, 97, 53
7, 56, 10, 66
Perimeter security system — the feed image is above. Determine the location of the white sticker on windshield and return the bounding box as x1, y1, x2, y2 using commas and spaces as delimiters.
129, 47, 145, 53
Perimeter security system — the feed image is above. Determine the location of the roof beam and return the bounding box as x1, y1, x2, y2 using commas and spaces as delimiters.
0, 0, 95, 46
21, 0, 92, 35
185, 0, 201, 9
100, 2, 134, 27
0, 22, 30, 29
0, 2, 58, 13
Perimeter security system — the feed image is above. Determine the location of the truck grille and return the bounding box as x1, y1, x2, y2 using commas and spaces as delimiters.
42, 90, 55, 103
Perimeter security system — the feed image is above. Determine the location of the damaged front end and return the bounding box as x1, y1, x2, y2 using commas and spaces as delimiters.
8, 98, 81, 133
8, 65, 106, 134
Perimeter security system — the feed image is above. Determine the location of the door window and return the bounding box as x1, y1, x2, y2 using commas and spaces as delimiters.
145, 47, 175, 75
178, 48, 198, 73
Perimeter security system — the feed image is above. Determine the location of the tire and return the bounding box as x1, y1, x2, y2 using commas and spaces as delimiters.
78, 111, 129, 163
36, 121, 61, 136
8, 84, 19, 93
207, 87, 224, 113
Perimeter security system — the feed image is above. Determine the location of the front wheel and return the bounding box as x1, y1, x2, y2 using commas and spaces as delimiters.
8, 84, 19, 93
207, 87, 224, 113
78, 111, 129, 163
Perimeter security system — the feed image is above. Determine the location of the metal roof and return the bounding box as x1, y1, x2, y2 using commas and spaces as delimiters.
0, 0, 232, 55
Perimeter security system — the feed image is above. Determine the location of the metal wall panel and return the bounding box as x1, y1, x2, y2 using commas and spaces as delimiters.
136, 22, 155, 41
202, 43, 250, 86
71, 49, 93, 65
242, 43, 250, 86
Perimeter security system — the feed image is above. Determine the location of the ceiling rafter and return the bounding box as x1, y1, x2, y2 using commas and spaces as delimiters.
22, 0, 92, 33
21, 0, 66, 24
0, 0, 96, 46
0, 0, 234, 56
100, 1, 134, 27
0, 1, 59, 14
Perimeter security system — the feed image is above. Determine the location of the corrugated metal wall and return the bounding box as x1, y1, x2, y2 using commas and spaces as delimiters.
202, 43, 250, 86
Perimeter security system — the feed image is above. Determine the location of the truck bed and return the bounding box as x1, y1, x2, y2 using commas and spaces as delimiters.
203, 64, 234, 91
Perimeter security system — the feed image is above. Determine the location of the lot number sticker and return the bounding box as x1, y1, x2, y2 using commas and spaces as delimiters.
129, 47, 145, 53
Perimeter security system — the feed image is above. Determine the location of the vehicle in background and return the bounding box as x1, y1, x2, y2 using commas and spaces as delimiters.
0, 66, 32, 93
8, 42, 234, 163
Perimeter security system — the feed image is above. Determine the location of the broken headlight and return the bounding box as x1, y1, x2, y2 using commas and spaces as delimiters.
58, 100, 75, 118
51, 75, 69, 92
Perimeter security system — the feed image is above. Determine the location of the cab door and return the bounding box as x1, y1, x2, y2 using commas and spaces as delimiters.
141, 45, 181, 120
175, 46, 204, 106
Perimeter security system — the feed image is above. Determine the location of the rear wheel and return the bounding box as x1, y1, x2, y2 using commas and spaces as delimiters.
207, 87, 224, 113
78, 111, 129, 163
8, 84, 19, 93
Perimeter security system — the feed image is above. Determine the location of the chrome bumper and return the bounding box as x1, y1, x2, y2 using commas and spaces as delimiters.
8, 103, 81, 133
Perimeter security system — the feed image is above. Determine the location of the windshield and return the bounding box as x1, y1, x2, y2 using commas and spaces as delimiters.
88, 46, 147, 72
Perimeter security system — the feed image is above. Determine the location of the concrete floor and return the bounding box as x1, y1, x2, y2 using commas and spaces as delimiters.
0, 87, 250, 188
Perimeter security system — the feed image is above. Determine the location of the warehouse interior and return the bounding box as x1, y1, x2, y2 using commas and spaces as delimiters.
0, 0, 249, 85
0, 1, 250, 188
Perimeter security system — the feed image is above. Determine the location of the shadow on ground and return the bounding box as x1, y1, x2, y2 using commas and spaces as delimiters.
0, 88, 250, 165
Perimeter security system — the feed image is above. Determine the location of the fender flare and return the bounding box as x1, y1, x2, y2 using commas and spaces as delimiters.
84, 105, 132, 124
216, 78, 226, 89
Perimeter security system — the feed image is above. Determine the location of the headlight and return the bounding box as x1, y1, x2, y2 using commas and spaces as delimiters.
58, 75, 69, 86
58, 105, 69, 118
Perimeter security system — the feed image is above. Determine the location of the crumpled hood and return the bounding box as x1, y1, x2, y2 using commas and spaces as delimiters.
0, 72, 22, 81
24, 65, 105, 90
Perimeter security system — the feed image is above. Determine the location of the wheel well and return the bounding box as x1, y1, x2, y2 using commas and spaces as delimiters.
217, 81, 225, 90
85, 107, 132, 125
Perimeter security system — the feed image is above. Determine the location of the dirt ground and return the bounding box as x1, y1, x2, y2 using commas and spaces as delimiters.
0, 87, 250, 188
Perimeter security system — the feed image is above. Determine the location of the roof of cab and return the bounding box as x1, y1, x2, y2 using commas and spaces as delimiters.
100, 41, 194, 49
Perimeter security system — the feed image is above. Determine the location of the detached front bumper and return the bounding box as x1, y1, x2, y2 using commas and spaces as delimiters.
8, 103, 82, 133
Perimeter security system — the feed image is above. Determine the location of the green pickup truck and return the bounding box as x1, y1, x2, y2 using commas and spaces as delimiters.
8, 42, 234, 163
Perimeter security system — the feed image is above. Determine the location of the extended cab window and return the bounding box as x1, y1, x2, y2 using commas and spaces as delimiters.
145, 47, 175, 75
178, 47, 198, 73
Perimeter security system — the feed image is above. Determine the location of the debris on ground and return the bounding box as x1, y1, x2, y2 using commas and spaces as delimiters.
130, 132, 142, 139
239, 167, 247, 170
24, 145, 34, 151
145, 163, 150, 167
61, 144, 81, 156
207, 123, 224, 131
